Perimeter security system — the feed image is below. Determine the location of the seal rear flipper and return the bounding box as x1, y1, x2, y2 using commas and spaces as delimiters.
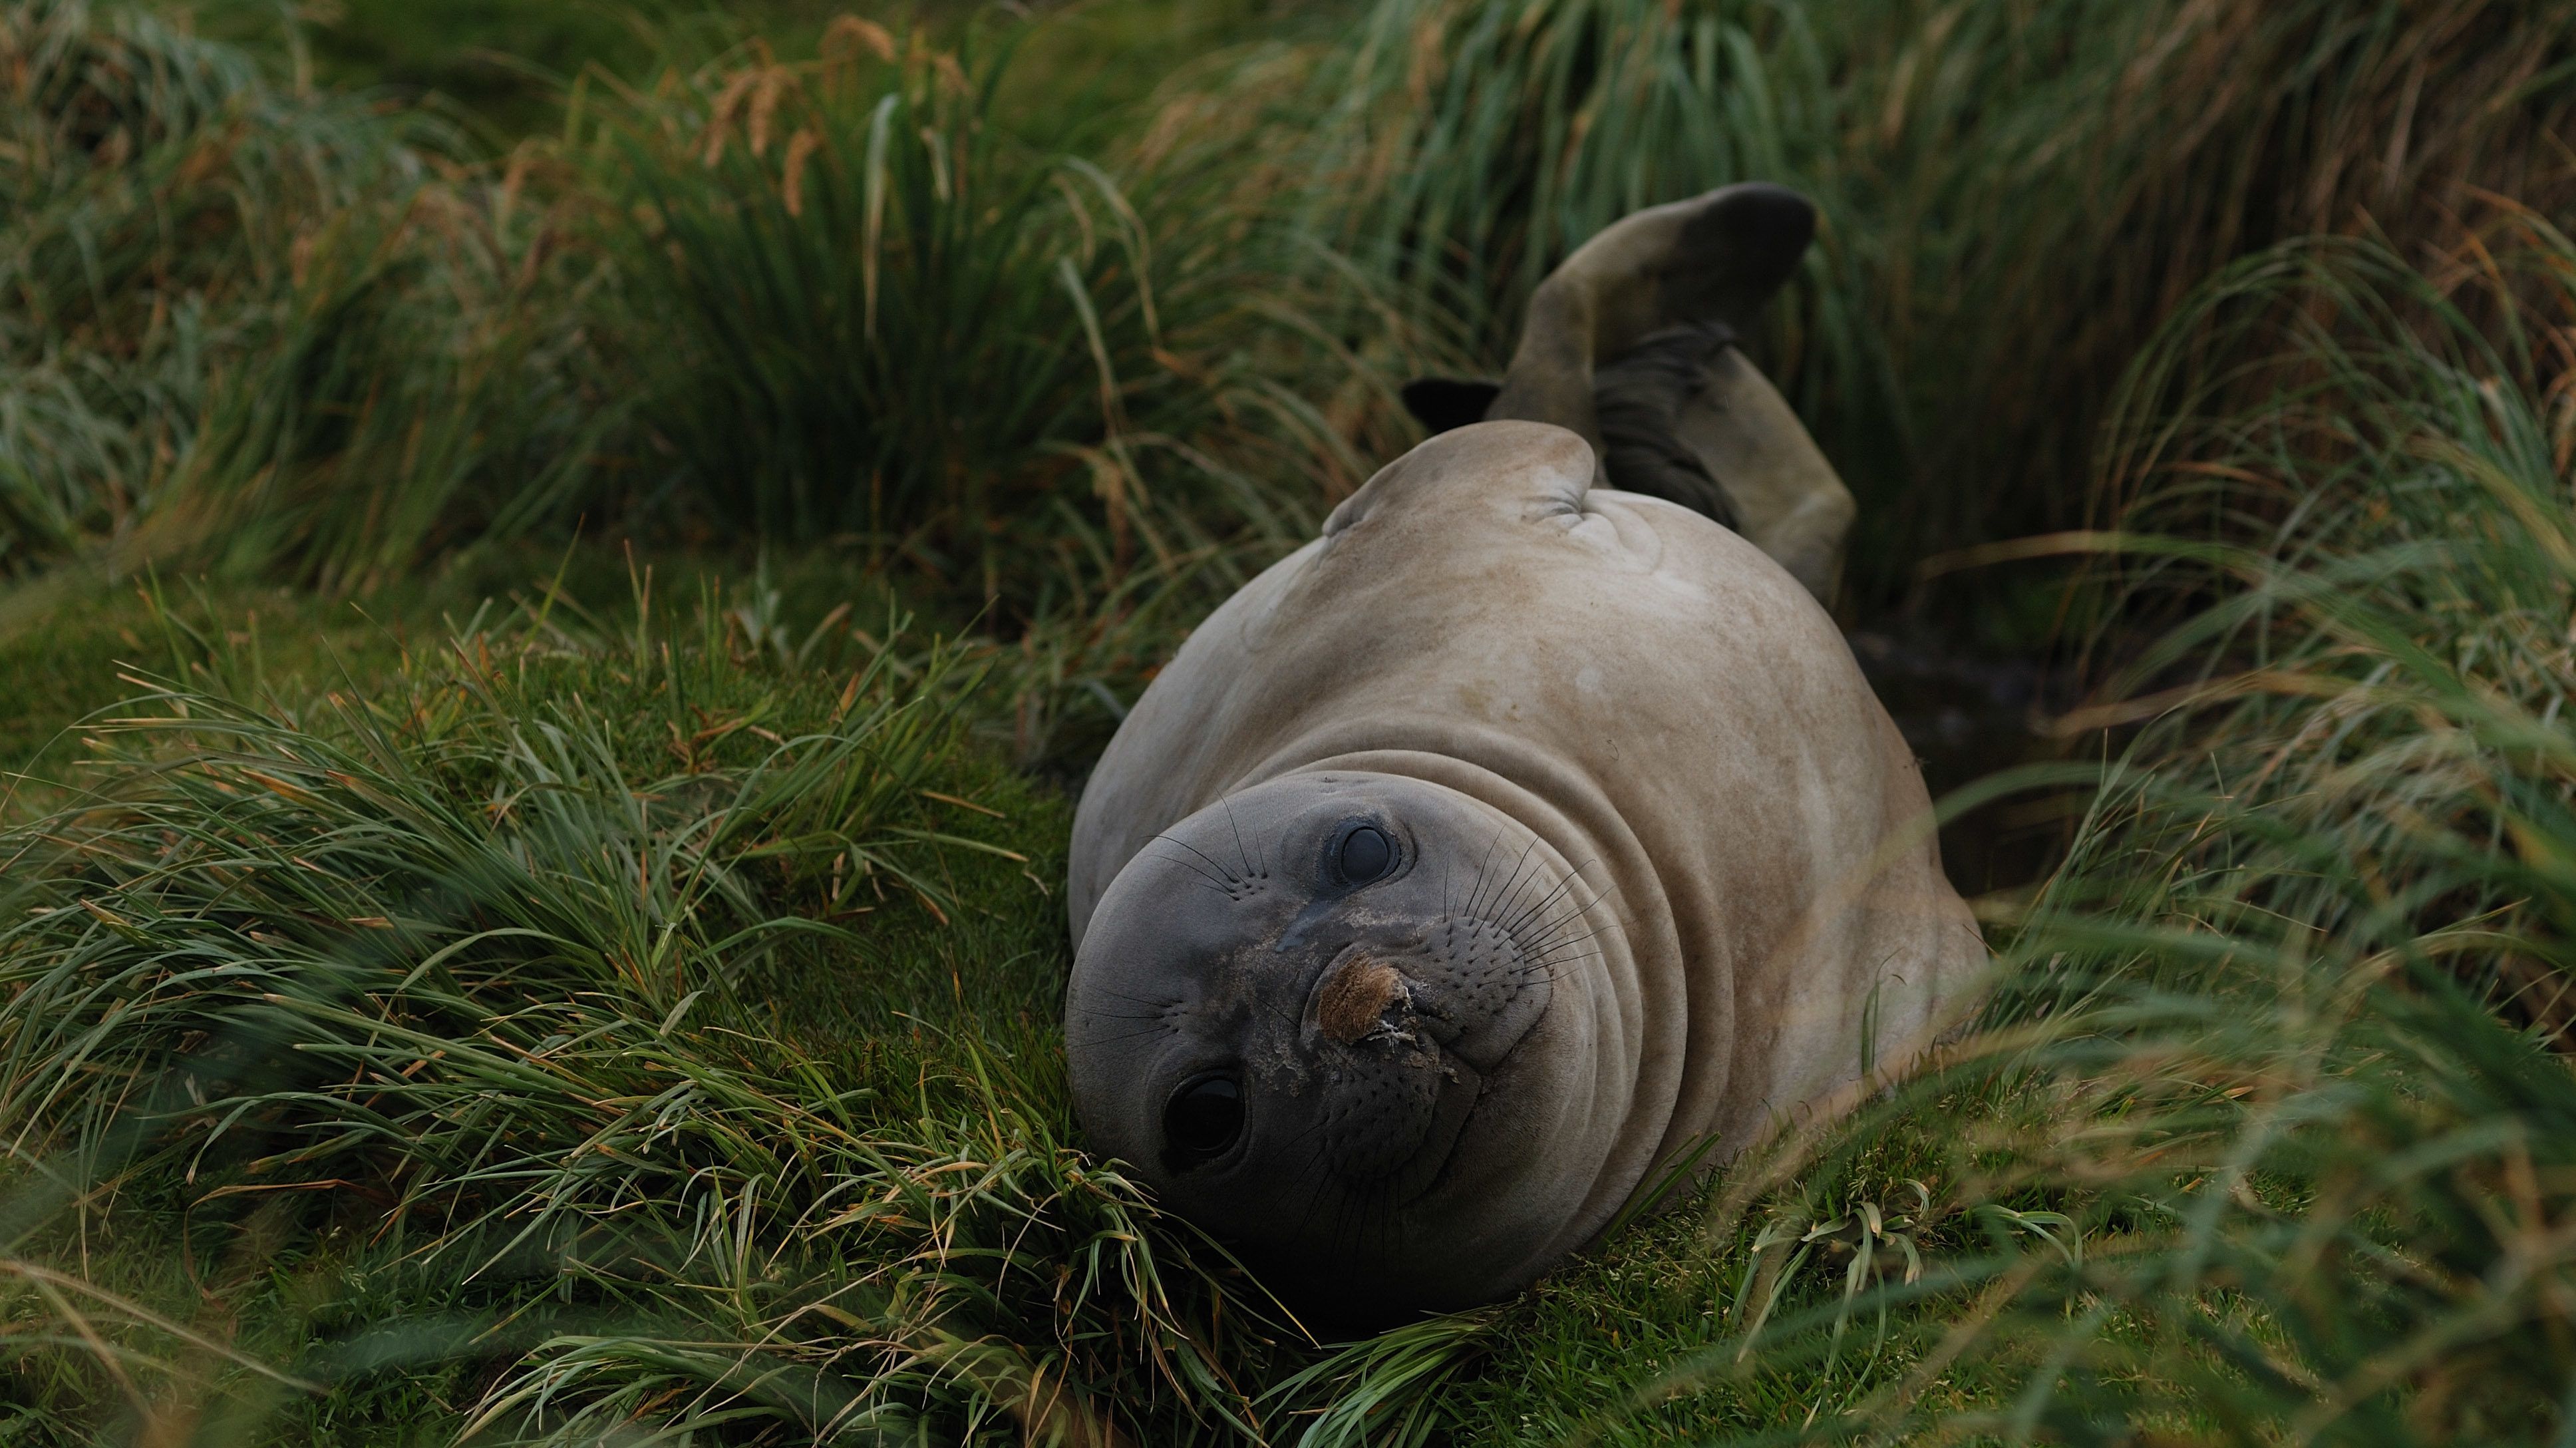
1664, 346, 1853, 601
1487, 183, 1814, 452
1486, 184, 1855, 602
1592, 323, 1853, 598
1592, 321, 1742, 529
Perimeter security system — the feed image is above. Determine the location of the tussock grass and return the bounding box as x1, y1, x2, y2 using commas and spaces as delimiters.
584, 23, 1333, 600
2081, 214, 2576, 1027
0, 578, 1325, 1443
1, 0, 609, 588
21, 0, 2576, 612
1284, 0, 2576, 605
5, 0, 1359, 620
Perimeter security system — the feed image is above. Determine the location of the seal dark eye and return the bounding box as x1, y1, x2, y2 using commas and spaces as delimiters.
1164, 1074, 1243, 1161
1338, 826, 1393, 884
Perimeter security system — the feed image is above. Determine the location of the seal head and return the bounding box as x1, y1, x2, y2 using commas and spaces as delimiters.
1066, 771, 1613, 1313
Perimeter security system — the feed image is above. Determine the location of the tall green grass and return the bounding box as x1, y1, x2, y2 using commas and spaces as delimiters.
1281, 0, 2576, 606
15, 2, 2576, 1443
4, 0, 1364, 620
1, 0, 610, 588
0, 577, 1322, 1443
1718, 222, 2576, 1429
585, 24, 1303, 596
2078, 214, 2576, 1026
21, 0, 2576, 615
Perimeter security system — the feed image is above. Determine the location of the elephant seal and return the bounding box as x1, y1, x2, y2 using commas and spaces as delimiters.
1062, 186, 1979, 1317
1062, 420, 1983, 1316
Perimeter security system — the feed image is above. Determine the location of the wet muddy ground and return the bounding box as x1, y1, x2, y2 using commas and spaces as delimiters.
1848, 624, 2076, 896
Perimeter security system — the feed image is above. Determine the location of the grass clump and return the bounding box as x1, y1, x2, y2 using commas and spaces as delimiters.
5, 0, 1352, 618
1, 0, 609, 588
0, 578, 1321, 1444
588, 25, 1280, 592
2084, 214, 2576, 1027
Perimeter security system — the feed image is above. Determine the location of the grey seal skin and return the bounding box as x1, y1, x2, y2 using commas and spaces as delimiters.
1064, 417, 1985, 1317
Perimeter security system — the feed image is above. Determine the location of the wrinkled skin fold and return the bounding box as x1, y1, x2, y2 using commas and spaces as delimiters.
1066, 421, 1983, 1318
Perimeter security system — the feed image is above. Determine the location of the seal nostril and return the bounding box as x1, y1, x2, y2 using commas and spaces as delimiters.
1338, 826, 1393, 884
1318, 958, 1407, 1044
1164, 1073, 1243, 1162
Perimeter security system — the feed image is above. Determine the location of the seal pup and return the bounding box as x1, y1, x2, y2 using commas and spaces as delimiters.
1063, 425, 1982, 1310
1063, 188, 1977, 1316
1402, 182, 1856, 602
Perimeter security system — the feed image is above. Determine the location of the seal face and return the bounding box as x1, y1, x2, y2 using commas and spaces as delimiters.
1067, 773, 1607, 1310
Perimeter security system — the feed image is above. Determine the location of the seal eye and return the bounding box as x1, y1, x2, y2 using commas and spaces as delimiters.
1338, 826, 1393, 884
1164, 1074, 1243, 1161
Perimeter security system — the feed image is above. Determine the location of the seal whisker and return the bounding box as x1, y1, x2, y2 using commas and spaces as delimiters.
1512, 949, 1603, 984
1080, 992, 1186, 1023
1513, 900, 1599, 956
1485, 836, 1549, 935
1527, 919, 1611, 953
1499, 866, 1586, 940
1504, 917, 1607, 964
1484, 824, 1514, 912
1463, 828, 1510, 919
1220, 795, 1258, 879
1068, 1025, 1182, 1048
1512, 944, 1596, 974
1152, 834, 1247, 886
1147, 855, 1231, 887
1522, 924, 1614, 961
1492, 834, 1542, 916
1518, 878, 1619, 948
1502, 856, 1601, 931
1526, 923, 1606, 954
1331, 1183, 1370, 1260
1142, 848, 1239, 892
1287, 1138, 1337, 1243
1085, 984, 1180, 1007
